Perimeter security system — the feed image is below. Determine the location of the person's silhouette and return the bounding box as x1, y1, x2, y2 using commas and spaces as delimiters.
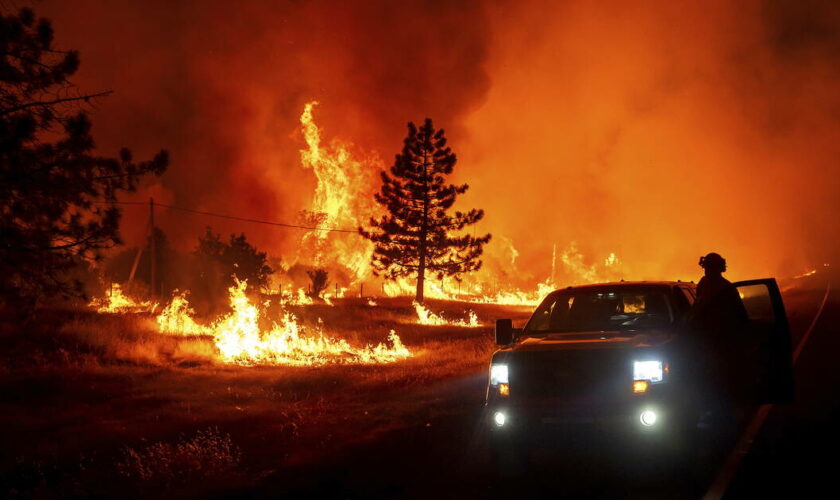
692, 253, 747, 335
690, 252, 749, 425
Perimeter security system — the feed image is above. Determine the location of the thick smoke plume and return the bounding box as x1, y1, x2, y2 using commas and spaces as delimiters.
38, 0, 840, 286
38, 0, 490, 253
461, 0, 840, 283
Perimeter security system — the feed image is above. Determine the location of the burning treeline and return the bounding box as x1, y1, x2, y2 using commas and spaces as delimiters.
88, 102, 565, 367
49, 0, 838, 368
44, 0, 840, 288
106, 102, 621, 303
92, 101, 620, 305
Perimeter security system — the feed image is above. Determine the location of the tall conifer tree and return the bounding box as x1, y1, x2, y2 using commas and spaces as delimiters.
0, 8, 168, 304
360, 119, 490, 302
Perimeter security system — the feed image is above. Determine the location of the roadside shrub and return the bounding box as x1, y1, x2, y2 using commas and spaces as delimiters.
116, 427, 242, 485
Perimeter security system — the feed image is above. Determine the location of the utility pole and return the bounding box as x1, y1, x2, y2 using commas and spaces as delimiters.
127, 244, 144, 282
128, 216, 149, 283
149, 197, 156, 297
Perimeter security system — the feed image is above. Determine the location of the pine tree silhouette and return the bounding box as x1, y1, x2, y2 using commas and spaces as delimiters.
360, 119, 490, 302
0, 8, 168, 305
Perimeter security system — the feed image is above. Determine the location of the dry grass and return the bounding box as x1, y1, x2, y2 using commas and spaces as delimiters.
116, 427, 242, 484
0, 297, 531, 496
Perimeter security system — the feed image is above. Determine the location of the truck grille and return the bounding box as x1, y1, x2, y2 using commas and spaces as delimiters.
510, 349, 630, 403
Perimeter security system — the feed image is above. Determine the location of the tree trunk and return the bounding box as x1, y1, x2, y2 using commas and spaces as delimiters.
416, 148, 430, 304
416, 243, 426, 303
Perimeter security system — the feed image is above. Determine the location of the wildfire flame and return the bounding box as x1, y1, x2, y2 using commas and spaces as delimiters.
155, 291, 209, 335
294, 102, 627, 307
413, 301, 480, 327
280, 288, 314, 306
156, 280, 411, 366
297, 101, 379, 280
793, 269, 817, 279
89, 283, 159, 314
559, 242, 622, 285
94, 103, 631, 352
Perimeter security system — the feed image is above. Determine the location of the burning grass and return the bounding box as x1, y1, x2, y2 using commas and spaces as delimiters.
413, 301, 480, 327
0, 296, 531, 496
154, 280, 411, 366
88, 283, 159, 314
82, 280, 503, 368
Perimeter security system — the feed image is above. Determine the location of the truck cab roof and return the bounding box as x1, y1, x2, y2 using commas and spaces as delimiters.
551, 281, 695, 291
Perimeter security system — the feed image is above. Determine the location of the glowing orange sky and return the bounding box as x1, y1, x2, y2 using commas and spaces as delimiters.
38, 0, 840, 286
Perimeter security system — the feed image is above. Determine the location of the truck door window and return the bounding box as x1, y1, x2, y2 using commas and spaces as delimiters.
671, 287, 691, 318
678, 287, 695, 305
733, 278, 793, 404
738, 284, 775, 322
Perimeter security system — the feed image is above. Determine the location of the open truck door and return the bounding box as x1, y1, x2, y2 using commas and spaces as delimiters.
734, 278, 794, 404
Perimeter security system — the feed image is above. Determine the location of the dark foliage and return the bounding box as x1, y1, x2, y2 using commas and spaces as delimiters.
105, 227, 190, 297
359, 119, 490, 302
0, 8, 168, 306
306, 268, 329, 299
193, 227, 273, 307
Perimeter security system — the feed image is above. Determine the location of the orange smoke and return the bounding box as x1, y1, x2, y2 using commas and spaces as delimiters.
459, 1, 840, 283
42, 1, 840, 288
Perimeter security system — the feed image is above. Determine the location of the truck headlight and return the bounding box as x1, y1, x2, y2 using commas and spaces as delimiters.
633, 360, 664, 383
493, 411, 507, 427
490, 363, 509, 386
639, 409, 658, 427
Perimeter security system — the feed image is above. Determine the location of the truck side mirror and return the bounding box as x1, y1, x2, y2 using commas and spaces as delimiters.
495, 319, 514, 345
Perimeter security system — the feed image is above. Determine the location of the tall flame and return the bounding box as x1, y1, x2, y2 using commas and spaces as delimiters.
297, 101, 379, 280
155, 291, 210, 335
294, 102, 628, 306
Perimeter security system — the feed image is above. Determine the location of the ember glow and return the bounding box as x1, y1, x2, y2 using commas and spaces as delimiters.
154, 280, 411, 366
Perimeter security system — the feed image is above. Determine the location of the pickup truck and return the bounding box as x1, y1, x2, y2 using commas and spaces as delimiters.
485, 280, 793, 450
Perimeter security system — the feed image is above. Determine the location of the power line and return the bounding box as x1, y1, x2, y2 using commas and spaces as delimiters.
100, 200, 359, 233
100, 200, 476, 233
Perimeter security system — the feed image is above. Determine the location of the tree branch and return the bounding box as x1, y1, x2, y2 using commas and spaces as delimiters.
0, 90, 113, 116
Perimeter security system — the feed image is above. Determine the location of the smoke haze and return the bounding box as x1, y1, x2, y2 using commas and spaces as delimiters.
35, 0, 840, 285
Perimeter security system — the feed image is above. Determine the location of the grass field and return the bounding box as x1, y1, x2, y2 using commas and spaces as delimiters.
0, 298, 531, 497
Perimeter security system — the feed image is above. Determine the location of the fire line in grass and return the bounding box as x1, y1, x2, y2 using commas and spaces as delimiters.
412, 301, 480, 327
153, 280, 411, 366
89, 283, 159, 314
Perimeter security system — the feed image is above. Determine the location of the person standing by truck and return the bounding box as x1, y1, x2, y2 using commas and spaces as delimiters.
690, 252, 749, 425
693, 252, 748, 333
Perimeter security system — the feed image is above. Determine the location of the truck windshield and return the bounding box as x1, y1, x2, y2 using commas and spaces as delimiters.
525, 287, 674, 334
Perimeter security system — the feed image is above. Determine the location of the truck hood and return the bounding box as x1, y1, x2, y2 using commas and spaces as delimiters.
510, 330, 672, 352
